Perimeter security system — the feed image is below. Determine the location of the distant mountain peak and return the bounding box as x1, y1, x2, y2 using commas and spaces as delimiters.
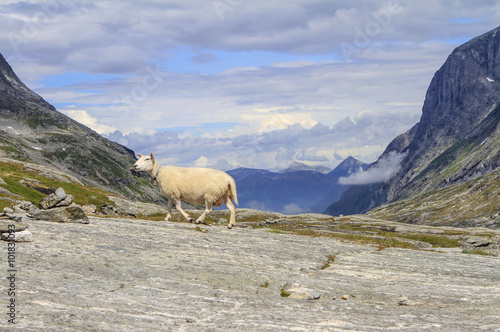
279, 162, 331, 174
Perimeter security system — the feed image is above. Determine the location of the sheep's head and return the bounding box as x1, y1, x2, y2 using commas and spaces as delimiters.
133, 153, 155, 172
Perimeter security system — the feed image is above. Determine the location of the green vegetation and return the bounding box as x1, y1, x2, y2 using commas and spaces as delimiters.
280, 288, 291, 297
320, 254, 337, 269
0, 160, 113, 208
462, 249, 490, 256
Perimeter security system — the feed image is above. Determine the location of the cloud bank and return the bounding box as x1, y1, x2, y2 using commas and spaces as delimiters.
0, 0, 498, 170
338, 151, 407, 185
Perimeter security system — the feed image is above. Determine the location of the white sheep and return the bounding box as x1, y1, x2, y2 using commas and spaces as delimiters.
133, 153, 238, 228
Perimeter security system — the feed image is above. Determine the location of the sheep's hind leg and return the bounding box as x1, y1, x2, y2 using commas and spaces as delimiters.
196, 200, 213, 224
173, 197, 194, 222
225, 197, 236, 229
165, 199, 173, 221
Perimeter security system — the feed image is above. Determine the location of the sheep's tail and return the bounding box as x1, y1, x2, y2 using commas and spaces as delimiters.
228, 178, 238, 205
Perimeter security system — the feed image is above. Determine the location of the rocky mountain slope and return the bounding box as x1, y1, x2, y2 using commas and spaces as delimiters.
228, 157, 367, 214
325, 26, 500, 226
0, 53, 165, 204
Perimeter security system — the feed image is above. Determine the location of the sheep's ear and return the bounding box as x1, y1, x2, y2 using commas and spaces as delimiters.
150, 152, 155, 163
137, 154, 142, 159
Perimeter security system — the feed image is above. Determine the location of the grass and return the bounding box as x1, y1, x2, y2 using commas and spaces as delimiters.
280, 288, 291, 297
320, 254, 337, 270
0, 160, 113, 208
462, 249, 490, 256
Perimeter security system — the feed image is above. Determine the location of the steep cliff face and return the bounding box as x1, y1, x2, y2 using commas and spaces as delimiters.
0, 53, 165, 204
325, 26, 500, 220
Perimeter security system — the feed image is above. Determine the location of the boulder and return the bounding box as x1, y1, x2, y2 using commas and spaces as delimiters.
0, 217, 29, 232
3, 207, 14, 214
2, 229, 33, 242
13, 201, 40, 215
55, 187, 67, 200
39, 193, 64, 209
55, 195, 74, 207
32, 203, 89, 223
38, 187, 72, 209
100, 204, 119, 216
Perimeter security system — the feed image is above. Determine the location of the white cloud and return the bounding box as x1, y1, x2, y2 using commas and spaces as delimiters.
61, 109, 117, 135
1, 0, 497, 172
194, 156, 209, 167
282, 203, 305, 215
338, 151, 407, 185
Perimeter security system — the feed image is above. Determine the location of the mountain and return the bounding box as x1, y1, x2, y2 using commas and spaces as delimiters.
228, 157, 366, 214
0, 53, 165, 204
324, 26, 500, 227
278, 162, 331, 174
309, 157, 369, 213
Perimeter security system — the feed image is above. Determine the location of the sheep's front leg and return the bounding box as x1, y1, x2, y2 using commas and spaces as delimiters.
196, 200, 213, 224
173, 197, 194, 222
225, 197, 236, 229
165, 199, 173, 221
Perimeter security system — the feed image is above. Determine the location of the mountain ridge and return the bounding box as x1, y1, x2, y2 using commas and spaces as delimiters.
324, 26, 500, 226
0, 52, 165, 204
228, 156, 367, 214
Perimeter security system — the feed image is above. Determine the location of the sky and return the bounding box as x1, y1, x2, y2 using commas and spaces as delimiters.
1, 0, 499, 172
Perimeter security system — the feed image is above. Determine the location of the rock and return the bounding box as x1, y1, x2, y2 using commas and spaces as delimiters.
464, 236, 492, 248
55, 194, 74, 207
55, 187, 67, 200
398, 296, 411, 306
3, 207, 14, 214
5, 213, 24, 222
14, 201, 40, 215
341, 295, 349, 300
0, 218, 29, 232
0, 177, 6, 185
106, 196, 137, 217
5, 215, 500, 330
284, 284, 321, 300
82, 204, 97, 214
2, 229, 33, 242
107, 195, 167, 217
100, 204, 118, 216
32, 203, 89, 223
39, 193, 63, 210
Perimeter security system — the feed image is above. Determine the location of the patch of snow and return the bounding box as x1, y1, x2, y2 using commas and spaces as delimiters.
32, 147, 42, 150
480, 138, 488, 146
486, 77, 495, 82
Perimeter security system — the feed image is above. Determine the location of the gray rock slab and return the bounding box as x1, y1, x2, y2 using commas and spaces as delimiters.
1, 229, 33, 242
1, 216, 499, 331
31, 203, 89, 223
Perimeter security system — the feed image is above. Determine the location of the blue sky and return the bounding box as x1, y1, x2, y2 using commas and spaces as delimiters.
1, 0, 499, 171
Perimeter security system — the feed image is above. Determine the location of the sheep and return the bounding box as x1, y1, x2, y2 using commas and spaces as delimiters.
133, 152, 238, 228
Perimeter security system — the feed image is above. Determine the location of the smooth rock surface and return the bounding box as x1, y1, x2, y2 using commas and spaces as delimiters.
1, 216, 499, 331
